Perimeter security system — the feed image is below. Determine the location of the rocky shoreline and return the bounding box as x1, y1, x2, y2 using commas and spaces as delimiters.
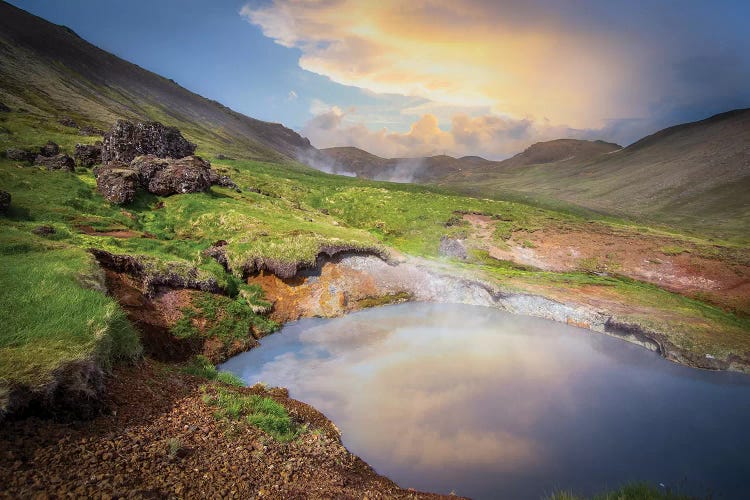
248, 252, 748, 373
0, 361, 452, 499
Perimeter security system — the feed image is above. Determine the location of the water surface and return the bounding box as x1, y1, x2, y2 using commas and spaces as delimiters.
220, 303, 750, 499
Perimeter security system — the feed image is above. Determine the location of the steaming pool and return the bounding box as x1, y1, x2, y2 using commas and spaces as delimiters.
220, 302, 750, 499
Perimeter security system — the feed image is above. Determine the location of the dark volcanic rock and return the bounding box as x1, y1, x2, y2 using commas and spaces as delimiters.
74, 143, 102, 167
0, 190, 10, 214
32, 225, 56, 236
0, 102, 10, 112
202, 240, 230, 272
102, 120, 196, 163
130, 154, 169, 186
58, 117, 78, 128
79, 125, 105, 136
96, 164, 139, 204
34, 154, 75, 172
39, 141, 60, 157
439, 236, 468, 260
208, 169, 238, 190
134, 155, 212, 196
5, 148, 36, 163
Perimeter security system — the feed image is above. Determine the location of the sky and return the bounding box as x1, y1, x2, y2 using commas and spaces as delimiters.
9, 0, 750, 160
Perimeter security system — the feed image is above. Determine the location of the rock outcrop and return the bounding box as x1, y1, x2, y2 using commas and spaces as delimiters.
439, 236, 468, 260
39, 141, 60, 157
74, 143, 102, 167
147, 156, 212, 196
79, 125, 105, 136
31, 225, 56, 236
34, 154, 75, 172
5, 148, 35, 163
95, 164, 139, 204
0, 190, 10, 214
58, 117, 78, 128
208, 169, 239, 190
96, 155, 213, 204
102, 120, 196, 163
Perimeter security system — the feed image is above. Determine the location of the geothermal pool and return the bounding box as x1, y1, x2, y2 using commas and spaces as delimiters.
220, 303, 750, 499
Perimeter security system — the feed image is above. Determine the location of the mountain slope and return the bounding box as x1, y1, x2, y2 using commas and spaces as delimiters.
441, 109, 750, 237
322, 111, 749, 238
0, 1, 314, 162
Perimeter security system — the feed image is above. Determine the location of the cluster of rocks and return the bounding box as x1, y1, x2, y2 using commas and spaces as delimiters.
58, 116, 106, 136
5, 140, 100, 171
95, 120, 238, 204
74, 143, 102, 167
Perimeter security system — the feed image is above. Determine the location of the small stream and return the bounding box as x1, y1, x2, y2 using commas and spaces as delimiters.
220, 302, 750, 499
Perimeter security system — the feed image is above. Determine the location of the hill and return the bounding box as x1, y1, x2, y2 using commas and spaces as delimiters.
320, 147, 467, 182
441, 109, 750, 237
321, 112, 749, 239
0, 1, 315, 162
322, 139, 622, 182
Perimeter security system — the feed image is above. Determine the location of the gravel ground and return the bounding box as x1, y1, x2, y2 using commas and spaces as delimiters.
0, 360, 450, 499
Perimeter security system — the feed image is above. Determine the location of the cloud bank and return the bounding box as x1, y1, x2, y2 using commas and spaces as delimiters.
301, 105, 588, 159
242, 0, 750, 158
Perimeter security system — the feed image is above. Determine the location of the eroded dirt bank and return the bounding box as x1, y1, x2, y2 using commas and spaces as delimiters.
0, 361, 448, 499
464, 214, 750, 316
249, 253, 747, 372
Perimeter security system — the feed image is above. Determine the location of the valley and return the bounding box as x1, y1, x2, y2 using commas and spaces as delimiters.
0, 1, 748, 499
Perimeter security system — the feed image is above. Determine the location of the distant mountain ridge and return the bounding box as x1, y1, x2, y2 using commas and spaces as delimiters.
321, 138, 622, 183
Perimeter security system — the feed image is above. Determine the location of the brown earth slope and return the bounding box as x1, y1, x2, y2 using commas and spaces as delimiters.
0, 361, 447, 499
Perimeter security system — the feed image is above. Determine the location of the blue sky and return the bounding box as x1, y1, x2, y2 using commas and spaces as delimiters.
9, 0, 750, 159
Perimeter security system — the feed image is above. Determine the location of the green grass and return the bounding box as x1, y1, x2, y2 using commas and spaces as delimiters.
0, 245, 141, 386
202, 386, 299, 442
548, 482, 696, 499
170, 289, 277, 343
181, 356, 245, 387
660, 245, 688, 256
2, 112, 749, 394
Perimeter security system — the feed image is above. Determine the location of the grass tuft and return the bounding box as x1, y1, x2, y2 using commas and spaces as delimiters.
202, 386, 298, 442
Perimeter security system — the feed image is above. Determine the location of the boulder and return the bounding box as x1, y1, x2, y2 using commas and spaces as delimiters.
129, 154, 169, 186
102, 120, 196, 163
208, 169, 238, 190
96, 164, 139, 204
74, 143, 102, 167
39, 141, 60, 157
79, 125, 105, 136
215, 154, 234, 160
58, 117, 78, 128
0, 102, 10, 112
6, 148, 36, 163
34, 154, 75, 172
439, 236, 468, 260
144, 155, 212, 196
0, 190, 10, 214
32, 225, 56, 236
202, 240, 229, 272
